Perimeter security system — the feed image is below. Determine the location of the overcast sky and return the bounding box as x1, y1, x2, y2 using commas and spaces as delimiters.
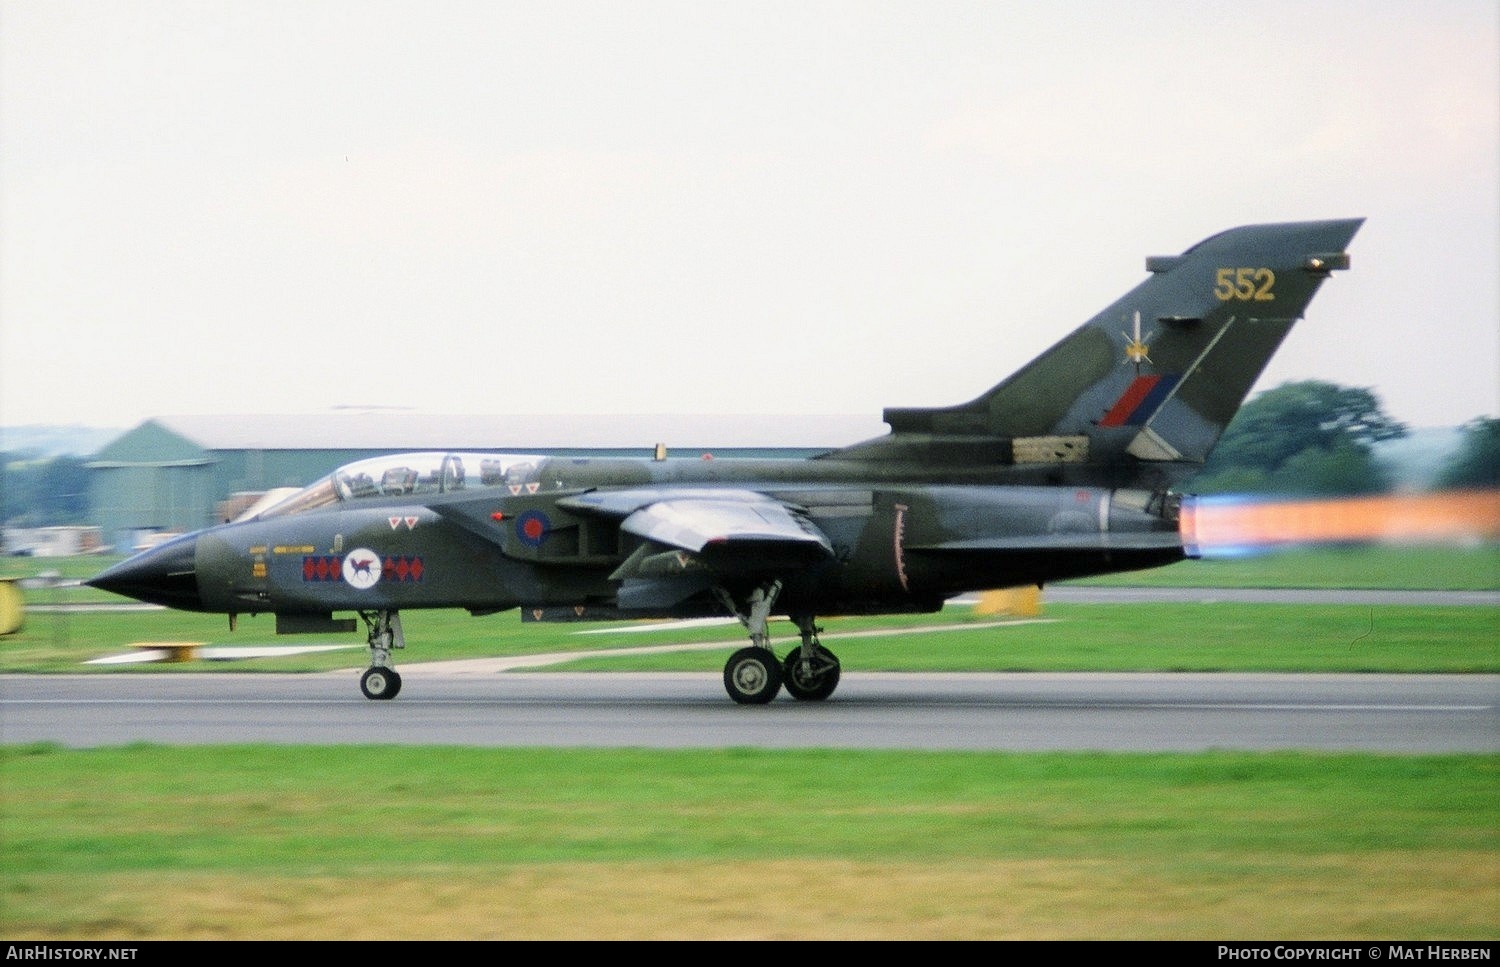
2, 0, 1496, 434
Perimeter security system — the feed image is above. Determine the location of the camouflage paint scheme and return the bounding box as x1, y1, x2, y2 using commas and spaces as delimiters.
90, 219, 1363, 703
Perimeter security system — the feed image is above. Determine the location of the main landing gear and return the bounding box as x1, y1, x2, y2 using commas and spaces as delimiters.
783, 615, 841, 702
359, 610, 404, 700
715, 582, 841, 705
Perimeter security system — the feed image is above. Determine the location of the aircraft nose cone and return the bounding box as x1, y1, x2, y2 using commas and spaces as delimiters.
86, 535, 204, 610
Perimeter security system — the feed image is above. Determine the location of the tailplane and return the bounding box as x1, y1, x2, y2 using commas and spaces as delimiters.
826, 218, 1364, 488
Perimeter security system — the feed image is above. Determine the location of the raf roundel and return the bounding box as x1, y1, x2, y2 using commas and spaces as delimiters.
341, 549, 383, 590
515, 510, 549, 548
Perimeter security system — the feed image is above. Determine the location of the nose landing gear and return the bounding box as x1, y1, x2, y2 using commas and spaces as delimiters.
358, 610, 404, 700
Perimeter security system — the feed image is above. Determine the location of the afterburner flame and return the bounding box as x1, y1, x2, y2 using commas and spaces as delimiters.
1181, 489, 1500, 557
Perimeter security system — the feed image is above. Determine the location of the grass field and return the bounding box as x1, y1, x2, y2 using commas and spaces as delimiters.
2, 602, 1497, 674
2, 746, 1495, 940
1, 544, 1496, 939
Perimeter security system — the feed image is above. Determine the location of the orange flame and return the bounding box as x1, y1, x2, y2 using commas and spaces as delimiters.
1181, 489, 1500, 555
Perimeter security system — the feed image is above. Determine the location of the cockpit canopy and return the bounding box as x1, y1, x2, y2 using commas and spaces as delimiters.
256, 452, 542, 519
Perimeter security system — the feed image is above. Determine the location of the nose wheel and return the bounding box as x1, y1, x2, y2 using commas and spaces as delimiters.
358, 610, 405, 701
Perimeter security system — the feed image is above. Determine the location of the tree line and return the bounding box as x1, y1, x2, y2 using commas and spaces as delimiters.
1186, 381, 1497, 496
0, 454, 90, 529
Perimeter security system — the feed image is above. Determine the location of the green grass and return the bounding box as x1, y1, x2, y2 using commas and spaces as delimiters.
2, 745, 1495, 939
2, 602, 1496, 674
5, 746, 1490, 869
1077, 544, 1500, 590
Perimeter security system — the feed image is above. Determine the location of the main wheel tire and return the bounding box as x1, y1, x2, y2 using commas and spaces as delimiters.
360, 666, 398, 701
783, 647, 841, 701
723, 647, 783, 705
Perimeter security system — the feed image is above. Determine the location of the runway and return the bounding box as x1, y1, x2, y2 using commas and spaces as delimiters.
6, 585, 1497, 752
3, 671, 1495, 752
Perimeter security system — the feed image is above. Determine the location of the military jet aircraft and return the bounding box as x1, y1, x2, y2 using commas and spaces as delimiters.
88, 218, 1363, 703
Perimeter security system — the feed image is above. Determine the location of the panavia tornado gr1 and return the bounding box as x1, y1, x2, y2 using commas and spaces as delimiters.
89, 219, 1363, 703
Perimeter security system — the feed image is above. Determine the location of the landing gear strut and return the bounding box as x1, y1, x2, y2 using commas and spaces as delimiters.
715, 581, 783, 704
358, 610, 404, 700
713, 584, 842, 704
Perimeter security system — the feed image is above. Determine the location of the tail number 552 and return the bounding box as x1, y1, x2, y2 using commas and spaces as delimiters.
1214, 267, 1275, 302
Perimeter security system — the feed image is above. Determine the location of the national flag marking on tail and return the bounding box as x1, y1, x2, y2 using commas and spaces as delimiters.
1099, 374, 1181, 427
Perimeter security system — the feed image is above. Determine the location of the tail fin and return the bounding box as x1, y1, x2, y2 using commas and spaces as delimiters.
827, 218, 1364, 487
